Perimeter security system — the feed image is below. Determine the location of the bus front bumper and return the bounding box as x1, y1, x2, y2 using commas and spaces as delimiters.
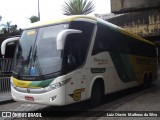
11, 86, 66, 106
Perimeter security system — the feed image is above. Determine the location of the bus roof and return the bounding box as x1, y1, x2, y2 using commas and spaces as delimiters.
26, 15, 155, 46
97, 18, 155, 46
25, 15, 97, 29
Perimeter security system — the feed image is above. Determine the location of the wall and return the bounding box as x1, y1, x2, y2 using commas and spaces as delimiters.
111, 0, 160, 13
108, 9, 160, 37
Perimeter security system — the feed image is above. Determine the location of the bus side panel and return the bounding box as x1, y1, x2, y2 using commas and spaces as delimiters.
109, 52, 157, 85
86, 52, 138, 98
87, 51, 157, 97
129, 55, 157, 84
109, 52, 138, 83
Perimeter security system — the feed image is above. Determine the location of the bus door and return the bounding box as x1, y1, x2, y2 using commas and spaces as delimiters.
65, 35, 86, 104
66, 69, 84, 104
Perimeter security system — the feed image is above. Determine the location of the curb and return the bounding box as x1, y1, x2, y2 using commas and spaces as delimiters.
0, 99, 14, 105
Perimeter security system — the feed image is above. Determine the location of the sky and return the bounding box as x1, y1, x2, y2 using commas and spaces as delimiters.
0, 0, 111, 28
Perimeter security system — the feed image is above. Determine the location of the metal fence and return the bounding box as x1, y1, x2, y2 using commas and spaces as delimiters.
0, 58, 13, 102
0, 77, 12, 102
0, 58, 13, 75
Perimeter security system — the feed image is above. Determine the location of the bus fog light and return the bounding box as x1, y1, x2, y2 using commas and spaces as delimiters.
50, 95, 57, 102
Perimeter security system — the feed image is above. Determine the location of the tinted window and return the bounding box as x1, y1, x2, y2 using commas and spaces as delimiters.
92, 23, 156, 57
63, 21, 95, 73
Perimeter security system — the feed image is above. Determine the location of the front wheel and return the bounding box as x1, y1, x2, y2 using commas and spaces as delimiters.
89, 83, 103, 107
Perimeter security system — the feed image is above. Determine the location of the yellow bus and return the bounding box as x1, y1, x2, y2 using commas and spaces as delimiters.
1, 15, 157, 106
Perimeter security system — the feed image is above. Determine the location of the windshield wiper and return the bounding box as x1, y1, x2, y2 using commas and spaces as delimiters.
33, 46, 44, 80
27, 46, 32, 66
17, 46, 32, 77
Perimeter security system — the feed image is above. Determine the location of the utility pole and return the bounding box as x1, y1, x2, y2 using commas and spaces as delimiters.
38, 0, 40, 21
0, 15, 2, 21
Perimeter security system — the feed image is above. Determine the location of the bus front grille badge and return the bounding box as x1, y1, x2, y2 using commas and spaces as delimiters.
26, 88, 30, 93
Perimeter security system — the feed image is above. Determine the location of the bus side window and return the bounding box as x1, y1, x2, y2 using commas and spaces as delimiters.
92, 26, 110, 55
67, 43, 79, 65
63, 21, 94, 73
66, 35, 82, 68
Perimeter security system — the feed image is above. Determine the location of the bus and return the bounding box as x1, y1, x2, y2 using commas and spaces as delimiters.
1, 15, 157, 106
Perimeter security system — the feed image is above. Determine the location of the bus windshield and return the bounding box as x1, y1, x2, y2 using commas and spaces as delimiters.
13, 24, 69, 77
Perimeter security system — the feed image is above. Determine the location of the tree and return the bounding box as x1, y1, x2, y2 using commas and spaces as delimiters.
0, 22, 21, 35
10, 25, 18, 33
0, 15, 2, 21
1, 21, 12, 33
28, 15, 40, 23
62, 0, 95, 15
1, 28, 7, 34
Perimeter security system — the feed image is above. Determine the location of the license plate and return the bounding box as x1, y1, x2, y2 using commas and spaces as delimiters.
25, 96, 34, 101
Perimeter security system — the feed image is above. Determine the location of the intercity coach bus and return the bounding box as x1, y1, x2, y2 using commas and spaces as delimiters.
1, 15, 157, 106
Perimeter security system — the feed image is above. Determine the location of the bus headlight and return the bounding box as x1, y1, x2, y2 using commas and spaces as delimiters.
45, 78, 71, 91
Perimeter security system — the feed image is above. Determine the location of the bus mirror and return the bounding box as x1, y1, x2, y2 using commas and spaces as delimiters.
56, 29, 82, 51
1, 37, 19, 57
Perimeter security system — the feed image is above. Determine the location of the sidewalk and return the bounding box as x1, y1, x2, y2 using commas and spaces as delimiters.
0, 92, 12, 104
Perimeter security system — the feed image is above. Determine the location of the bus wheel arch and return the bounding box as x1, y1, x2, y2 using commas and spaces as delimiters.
88, 78, 105, 107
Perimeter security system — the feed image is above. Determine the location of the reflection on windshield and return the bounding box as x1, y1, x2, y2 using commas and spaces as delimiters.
13, 24, 68, 76
13, 29, 37, 74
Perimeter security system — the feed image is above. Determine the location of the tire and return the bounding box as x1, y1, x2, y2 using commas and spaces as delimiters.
143, 75, 148, 89
148, 73, 152, 87
143, 74, 151, 89
89, 82, 103, 107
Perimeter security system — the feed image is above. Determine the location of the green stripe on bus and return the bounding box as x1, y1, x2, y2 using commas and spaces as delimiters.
29, 78, 55, 88
109, 52, 137, 82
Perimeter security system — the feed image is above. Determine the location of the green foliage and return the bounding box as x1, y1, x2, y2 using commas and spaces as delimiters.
62, 0, 95, 15
1, 21, 12, 33
28, 15, 40, 23
0, 21, 22, 35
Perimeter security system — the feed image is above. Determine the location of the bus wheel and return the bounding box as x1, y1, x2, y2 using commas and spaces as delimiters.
89, 82, 103, 107
148, 73, 152, 87
143, 74, 149, 89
